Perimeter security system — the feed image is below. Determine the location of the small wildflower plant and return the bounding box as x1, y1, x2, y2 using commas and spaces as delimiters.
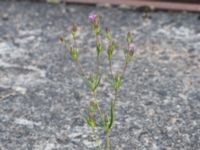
60, 13, 135, 150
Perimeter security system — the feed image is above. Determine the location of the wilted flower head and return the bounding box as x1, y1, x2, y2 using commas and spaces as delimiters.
89, 13, 97, 22
124, 43, 135, 64
59, 37, 65, 44
105, 27, 110, 33
129, 43, 136, 55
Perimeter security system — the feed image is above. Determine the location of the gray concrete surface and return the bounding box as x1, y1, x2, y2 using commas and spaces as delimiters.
0, 1, 200, 150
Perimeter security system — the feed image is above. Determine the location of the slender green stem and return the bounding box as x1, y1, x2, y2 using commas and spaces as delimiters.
92, 128, 102, 150
114, 89, 118, 103
92, 91, 106, 150
121, 62, 128, 78
76, 59, 85, 77
96, 34, 100, 74
73, 35, 78, 49
93, 91, 105, 126
63, 42, 68, 59
106, 131, 110, 150
97, 55, 100, 74
109, 60, 113, 78
122, 43, 130, 77
121, 41, 130, 78
72, 34, 85, 77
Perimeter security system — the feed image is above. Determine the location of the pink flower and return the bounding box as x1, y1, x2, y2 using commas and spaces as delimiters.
129, 43, 136, 50
89, 14, 97, 22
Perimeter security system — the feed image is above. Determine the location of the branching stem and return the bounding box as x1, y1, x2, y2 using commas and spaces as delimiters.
76, 59, 85, 77
93, 91, 104, 126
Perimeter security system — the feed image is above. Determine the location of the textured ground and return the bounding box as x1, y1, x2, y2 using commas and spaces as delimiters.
0, 1, 200, 150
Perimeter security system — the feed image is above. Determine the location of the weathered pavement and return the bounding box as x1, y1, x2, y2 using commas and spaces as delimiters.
0, 1, 200, 150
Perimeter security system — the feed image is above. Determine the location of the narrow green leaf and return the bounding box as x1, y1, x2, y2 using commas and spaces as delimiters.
83, 112, 89, 125
109, 100, 115, 129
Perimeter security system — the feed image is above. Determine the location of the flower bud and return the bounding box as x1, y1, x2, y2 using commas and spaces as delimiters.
127, 32, 132, 45
89, 13, 100, 36
59, 37, 65, 43
59, 37, 67, 47
105, 27, 112, 41
71, 23, 77, 38
69, 45, 79, 61
107, 42, 116, 61
124, 43, 135, 64
96, 40, 103, 58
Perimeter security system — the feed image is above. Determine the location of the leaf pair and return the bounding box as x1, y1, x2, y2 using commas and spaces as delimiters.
69, 46, 79, 61
85, 74, 101, 92
101, 100, 115, 134
96, 40, 103, 58
83, 101, 97, 128
113, 73, 122, 91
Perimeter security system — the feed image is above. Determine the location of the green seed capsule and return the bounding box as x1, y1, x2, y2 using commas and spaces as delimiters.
127, 32, 132, 45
